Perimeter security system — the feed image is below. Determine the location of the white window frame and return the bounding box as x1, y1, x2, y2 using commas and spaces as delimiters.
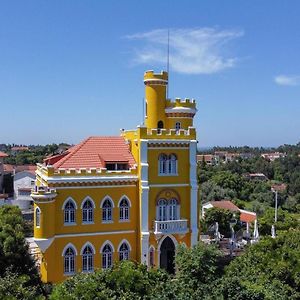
156, 198, 180, 221
158, 153, 178, 176
118, 196, 131, 222
81, 197, 95, 224
62, 243, 78, 276
35, 207, 41, 228
81, 243, 95, 273
101, 197, 114, 223
118, 240, 131, 261
101, 243, 114, 269
63, 198, 77, 225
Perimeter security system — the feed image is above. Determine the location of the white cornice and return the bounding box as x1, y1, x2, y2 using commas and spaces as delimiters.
36, 170, 138, 184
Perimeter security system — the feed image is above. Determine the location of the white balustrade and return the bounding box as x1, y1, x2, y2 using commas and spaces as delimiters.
153, 219, 188, 234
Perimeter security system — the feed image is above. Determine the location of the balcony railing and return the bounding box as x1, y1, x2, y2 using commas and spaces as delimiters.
153, 219, 188, 234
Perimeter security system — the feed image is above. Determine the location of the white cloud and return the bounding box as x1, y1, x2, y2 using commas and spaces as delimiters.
125, 28, 244, 74
274, 75, 300, 86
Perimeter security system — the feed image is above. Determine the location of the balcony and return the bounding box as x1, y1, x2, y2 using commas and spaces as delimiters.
153, 219, 188, 235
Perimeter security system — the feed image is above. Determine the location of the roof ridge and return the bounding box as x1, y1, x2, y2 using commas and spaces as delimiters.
55, 137, 92, 168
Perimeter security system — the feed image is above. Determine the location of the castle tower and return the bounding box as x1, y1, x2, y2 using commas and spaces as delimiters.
144, 70, 168, 129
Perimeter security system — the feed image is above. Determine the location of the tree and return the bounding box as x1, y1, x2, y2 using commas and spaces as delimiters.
174, 242, 223, 299
0, 206, 41, 288
203, 208, 235, 237
217, 230, 300, 299
50, 260, 175, 300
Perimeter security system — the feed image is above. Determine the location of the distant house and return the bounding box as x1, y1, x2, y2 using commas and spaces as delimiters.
239, 152, 254, 159
197, 154, 215, 165
261, 152, 285, 161
202, 200, 257, 225
11, 146, 29, 156
244, 173, 268, 181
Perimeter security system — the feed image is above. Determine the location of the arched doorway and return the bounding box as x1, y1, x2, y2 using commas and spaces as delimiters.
160, 236, 175, 273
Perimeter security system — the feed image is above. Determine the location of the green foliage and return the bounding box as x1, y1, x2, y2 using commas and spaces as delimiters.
174, 242, 223, 299
203, 208, 235, 236
0, 270, 43, 300
50, 260, 175, 300
218, 229, 300, 299
0, 206, 41, 288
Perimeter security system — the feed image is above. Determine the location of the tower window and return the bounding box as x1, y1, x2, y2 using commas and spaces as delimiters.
35, 207, 41, 227
157, 120, 164, 133
156, 198, 179, 221
158, 153, 178, 175
175, 122, 181, 131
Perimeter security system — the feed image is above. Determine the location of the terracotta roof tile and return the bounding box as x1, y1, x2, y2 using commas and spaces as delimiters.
50, 136, 136, 170
0, 151, 8, 158
209, 200, 239, 212
240, 210, 256, 223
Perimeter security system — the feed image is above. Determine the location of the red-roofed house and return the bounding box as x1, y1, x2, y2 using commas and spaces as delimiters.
202, 200, 257, 225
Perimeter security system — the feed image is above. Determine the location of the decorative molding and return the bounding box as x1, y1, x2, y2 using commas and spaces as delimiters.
55, 230, 135, 239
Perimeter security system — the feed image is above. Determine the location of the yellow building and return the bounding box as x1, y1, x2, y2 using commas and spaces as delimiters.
31, 70, 199, 283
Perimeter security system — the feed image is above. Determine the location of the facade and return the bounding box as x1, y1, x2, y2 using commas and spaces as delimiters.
14, 170, 36, 210
31, 70, 199, 283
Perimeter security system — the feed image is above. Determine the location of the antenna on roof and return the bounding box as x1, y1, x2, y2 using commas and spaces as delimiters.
167, 28, 170, 99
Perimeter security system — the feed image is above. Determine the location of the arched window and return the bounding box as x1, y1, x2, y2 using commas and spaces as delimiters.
158, 199, 167, 221
64, 200, 76, 224
102, 244, 113, 269
82, 199, 93, 223
102, 198, 113, 222
64, 247, 75, 274
119, 242, 130, 261
119, 198, 129, 221
169, 199, 178, 220
169, 154, 177, 174
35, 207, 41, 227
158, 154, 168, 174
82, 245, 94, 272
149, 247, 155, 267
156, 198, 180, 221
175, 122, 181, 131
157, 120, 164, 129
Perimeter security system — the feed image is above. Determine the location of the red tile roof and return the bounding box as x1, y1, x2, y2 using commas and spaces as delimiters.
210, 200, 239, 212
3, 164, 37, 174
0, 151, 8, 158
240, 210, 256, 223
47, 136, 136, 170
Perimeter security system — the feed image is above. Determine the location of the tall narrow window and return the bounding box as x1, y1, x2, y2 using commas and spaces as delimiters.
82, 200, 94, 223
158, 154, 167, 174
35, 207, 41, 227
102, 244, 113, 269
175, 122, 181, 131
119, 242, 130, 261
102, 199, 113, 222
158, 199, 167, 221
119, 198, 129, 221
64, 200, 76, 224
82, 245, 93, 272
169, 199, 178, 220
149, 247, 155, 267
64, 247, 75, 274
157, 120, 164, 133
169, 154, 177, 174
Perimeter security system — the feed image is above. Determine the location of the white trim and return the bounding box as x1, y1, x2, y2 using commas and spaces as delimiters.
34, 237, 54, 253
117, 239, 132, 251
117, 195, 132, 207
80, 196, 96, 209
145, 140, 191, 144
35, 206, 41, 228
190, 140, 199, 246
36, 171, 138, 184
55, 184, 136, 190
149, 183, 189, 188
62, 243, 78, 256
166, 117, 193, 119
148, 147, 189, 150
62, 197, 78, 210
56, 230, 135, 239
100, 240, 115, 253
34, 199, 55, 204
165, 107, 197, 114
100, 195, 115, 208
80, 241, 96, 255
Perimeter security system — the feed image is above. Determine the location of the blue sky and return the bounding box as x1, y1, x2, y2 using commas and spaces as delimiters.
0, 0, 299, 147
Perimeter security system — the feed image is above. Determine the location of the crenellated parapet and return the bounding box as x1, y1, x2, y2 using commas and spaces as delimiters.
137, 125, 196, 140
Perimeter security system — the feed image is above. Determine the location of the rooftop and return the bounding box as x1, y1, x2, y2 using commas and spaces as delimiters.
44, 136, 136, 170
